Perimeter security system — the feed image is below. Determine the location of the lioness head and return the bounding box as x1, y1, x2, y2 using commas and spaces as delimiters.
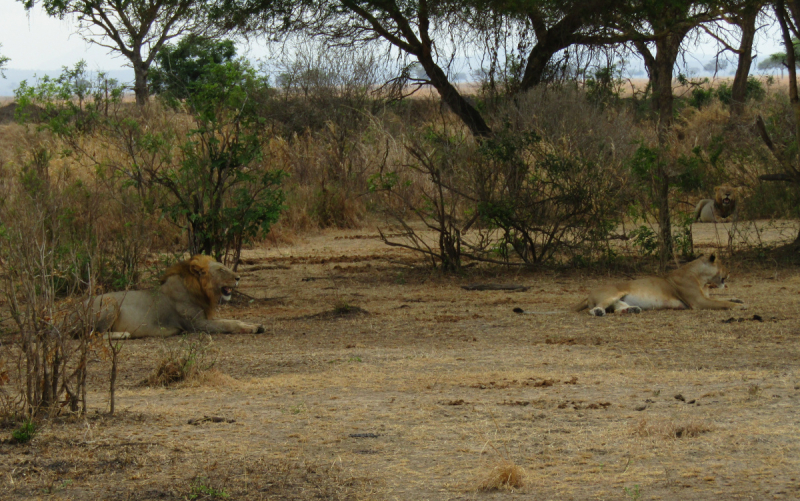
162, 255, 240, 316
689, 253, 729, 290
714, 185, 737, 213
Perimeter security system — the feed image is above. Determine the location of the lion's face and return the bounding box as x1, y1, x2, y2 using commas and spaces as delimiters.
188, 255, 239, 304
714, 185, 737, 211
706, 261, 729, 291
691, 253, 729, 290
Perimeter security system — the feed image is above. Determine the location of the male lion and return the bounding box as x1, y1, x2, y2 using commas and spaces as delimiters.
88, 255, 265, 339
694, 185, 738, 223
514, 254, 743, 317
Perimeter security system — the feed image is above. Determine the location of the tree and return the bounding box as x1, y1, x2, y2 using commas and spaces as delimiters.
149, 35, 237, 101
216, 0, 493, 136
703, 0, 767, 115
757, 0, 800, 248
613, 0, 720, 269
0, 44, 9, 78
160, 60, 286, 264
468, 0, 631, 92
21, 0, 213, 106
757, 38, 800, 74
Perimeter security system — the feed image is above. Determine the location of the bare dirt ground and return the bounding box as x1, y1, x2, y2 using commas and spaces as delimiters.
2, 220, 800, 500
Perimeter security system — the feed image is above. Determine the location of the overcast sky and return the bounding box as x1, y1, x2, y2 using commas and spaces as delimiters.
0, 0, 787, 96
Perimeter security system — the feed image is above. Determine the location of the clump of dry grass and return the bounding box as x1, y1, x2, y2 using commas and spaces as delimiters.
472, 459, 526, 491
469, 416, 527, 492
139, 334, 220, 388
633, 417, 713, 440
140, 359, 237, 388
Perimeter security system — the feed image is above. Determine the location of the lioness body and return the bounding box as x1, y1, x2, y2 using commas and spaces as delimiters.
694, 185, 738, 223
89, 255, 264, 339
576, 254, 742, 316
513, 254, 743, 316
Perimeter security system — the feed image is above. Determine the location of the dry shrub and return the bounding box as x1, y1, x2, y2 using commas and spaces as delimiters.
273, 121, 390, 230
0, 129, 108, 418
472, 459, 526, 491
139, 334, 219, 388
506, 85, 644, 164
632, 417, 713, 440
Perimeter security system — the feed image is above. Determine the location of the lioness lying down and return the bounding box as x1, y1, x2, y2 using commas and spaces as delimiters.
514, 254, 744, 316
88, 255, 265, 339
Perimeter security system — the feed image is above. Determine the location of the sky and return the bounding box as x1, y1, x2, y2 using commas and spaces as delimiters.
0, 0, 788, 97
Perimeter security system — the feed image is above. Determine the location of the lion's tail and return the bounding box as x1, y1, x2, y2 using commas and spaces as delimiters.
512, 303, 583, 315
571, 298, 588, 312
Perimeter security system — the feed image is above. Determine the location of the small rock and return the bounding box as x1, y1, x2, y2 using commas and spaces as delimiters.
674, 394, 685, 402
635, 404, 647, 411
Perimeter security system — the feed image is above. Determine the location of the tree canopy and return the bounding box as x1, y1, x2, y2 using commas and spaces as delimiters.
21, 0, 215, 105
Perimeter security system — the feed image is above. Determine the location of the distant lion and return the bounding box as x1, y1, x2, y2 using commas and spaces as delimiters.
694, 185, 738, 223
88, 255, 264, 339
514, 254, 744, 316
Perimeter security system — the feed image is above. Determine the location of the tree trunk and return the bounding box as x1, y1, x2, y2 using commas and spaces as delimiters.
777, 1, 800, 246
416, 53, 492, 138
109, 344, 118, 415
730, 7, 759, 116
778, 2, 800, 153
518, 10, 587, 92
636, 31, 687, 270
132, 59, 149, 107
520, 44, 560, 90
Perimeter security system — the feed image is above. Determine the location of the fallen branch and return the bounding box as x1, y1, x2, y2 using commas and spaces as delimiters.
759, 173, 799, 183
232, 290, 287, 302
461, 284, 529, 292
241, 264, 290, 272
188, 416, 236, 425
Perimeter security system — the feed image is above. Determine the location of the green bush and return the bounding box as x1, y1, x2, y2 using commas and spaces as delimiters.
149, 35, 237, 103
689, 86, 714, 109
12, 419, 37, 444
716, 77, 766, 105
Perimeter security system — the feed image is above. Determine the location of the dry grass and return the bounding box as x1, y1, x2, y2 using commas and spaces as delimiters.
471, 459, 526, 491
1, 222, 798, 499
632, 417, 714, 440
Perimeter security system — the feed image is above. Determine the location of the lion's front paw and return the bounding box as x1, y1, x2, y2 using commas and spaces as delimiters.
590, 307, 605, 317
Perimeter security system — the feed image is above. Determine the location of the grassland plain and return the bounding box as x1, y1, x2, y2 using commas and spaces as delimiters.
1, 220, 800, 500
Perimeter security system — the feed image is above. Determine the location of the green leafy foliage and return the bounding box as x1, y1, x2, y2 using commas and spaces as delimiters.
629, 225, 659, 256
14, 61, 123, 133
15, 59, 286, 268
585, 66, 623, 108
0, 43, 9, 78
158, 59, 286, 262
149, 35, 237, 103
188, 477, 229, 499
715, 77, 766, 105
11, 419, 38, 444
689, 86, 714, 109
